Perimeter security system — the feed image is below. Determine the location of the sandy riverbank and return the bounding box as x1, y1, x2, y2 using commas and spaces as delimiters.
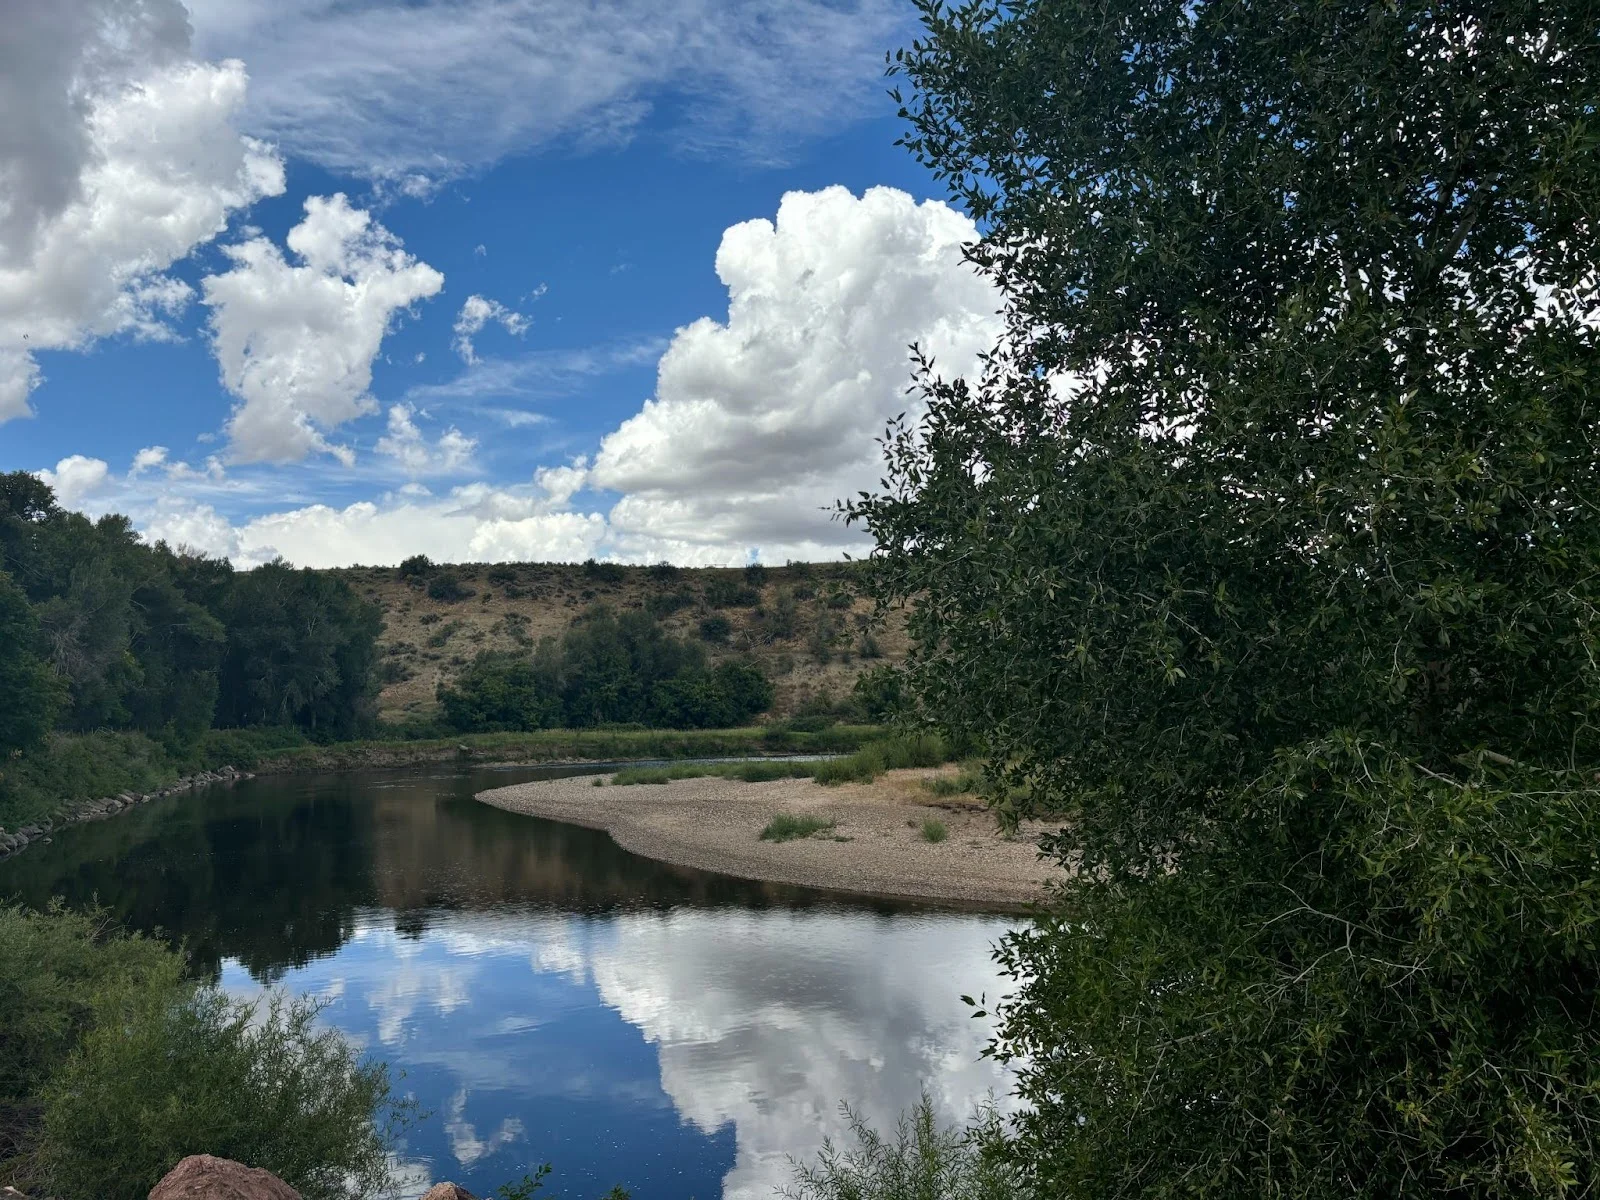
475, 767, 1063, 907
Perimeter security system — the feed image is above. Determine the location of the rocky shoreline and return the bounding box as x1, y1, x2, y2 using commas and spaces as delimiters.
0, 765, 254, 863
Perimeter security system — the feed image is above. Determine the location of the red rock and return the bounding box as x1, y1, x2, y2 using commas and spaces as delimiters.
421, 1186, 478, 1200
147, 1155, 302, 1200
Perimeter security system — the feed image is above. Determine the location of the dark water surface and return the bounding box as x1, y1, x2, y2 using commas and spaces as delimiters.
0, 767, 1017, 1199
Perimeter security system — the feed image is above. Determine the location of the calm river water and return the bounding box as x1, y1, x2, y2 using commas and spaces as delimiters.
0, 766, 1019, 1199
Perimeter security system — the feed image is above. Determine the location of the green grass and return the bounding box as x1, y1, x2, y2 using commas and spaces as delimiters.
611, 761, 818, 786
920, 818, 949, 844
0, 727, 311, 829
606, 733, 953, 791
810, 733, 948, 785
258, 724, 886, 775
759, 813, 837, 842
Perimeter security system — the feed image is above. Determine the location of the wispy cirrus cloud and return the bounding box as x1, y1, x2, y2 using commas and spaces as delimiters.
405, 336, 668, 407
183, 0, 917, 183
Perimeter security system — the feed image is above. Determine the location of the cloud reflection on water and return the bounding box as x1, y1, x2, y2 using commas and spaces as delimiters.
222, 904, 1016, 1199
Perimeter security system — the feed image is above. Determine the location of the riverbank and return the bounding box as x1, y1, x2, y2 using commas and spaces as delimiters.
0, 765, 252, 862
476, 767, 1063, 907
0, 724, 883, 832
248, 723, 882, 775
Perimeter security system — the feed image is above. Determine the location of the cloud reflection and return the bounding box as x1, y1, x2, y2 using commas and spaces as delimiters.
221, 904, 1017, 1199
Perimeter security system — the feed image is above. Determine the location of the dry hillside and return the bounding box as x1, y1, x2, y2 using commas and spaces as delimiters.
326, 561, 909, 725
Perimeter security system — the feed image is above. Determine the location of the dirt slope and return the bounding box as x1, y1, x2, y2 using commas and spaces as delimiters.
325, 561, 908, 724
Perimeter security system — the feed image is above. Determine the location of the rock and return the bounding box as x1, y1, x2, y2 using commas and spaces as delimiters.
19, 824, 40, 837
421, 1186, 479, 1200
147, 1154, 303, 1200
2, 1185, 33, 1198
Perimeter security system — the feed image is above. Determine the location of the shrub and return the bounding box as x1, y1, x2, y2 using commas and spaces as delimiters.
706, 579, 760, 608
756, 587, 799, 640
647, 562, 679, 582
38, 991, 403, 1200
812, 734, 947, 786
852, 667, 905, 722
396, 554, 432, 581
426, 571, 472, 602
698, 614, 732, 643
783, 1096, 1024, 1200
645, 587, 696, 618
581, 558, 626, 585
0, 905, 403, 1200
486, 564, 520, 586
744, 563, 769, 589
759, 813, 836, 842
808, 610, 839, 664
920, 818, 948, 844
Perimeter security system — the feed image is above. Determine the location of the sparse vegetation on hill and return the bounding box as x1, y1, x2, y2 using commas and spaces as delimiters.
338, 557, 906, 726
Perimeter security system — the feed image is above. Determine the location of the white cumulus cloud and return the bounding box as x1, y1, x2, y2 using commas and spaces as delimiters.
375, 403, 478, 476
201, 193, 445, 465
35, 454, 111, 510
590, 184, 1002, 563
34, 187, 1001, 569
0, 0, 285, 421
452, 295, 529, 365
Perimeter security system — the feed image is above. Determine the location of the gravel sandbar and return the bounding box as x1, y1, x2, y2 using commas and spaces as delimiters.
475, 768, 1061, 908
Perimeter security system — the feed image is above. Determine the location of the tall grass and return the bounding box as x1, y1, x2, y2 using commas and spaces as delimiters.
810, 733, 948, 785
611, 761, 818, 786
759, 814, 837, 842
605, 733, 951, 790
783, 1096, 1026, 1200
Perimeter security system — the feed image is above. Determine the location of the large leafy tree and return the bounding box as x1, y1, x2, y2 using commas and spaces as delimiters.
215, 562, 382, 739
856, 1, 1600, 1195
0, 570, 62, 760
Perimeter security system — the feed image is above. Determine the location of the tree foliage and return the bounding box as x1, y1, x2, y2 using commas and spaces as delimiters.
0, 904, 402, 1200
0, 474, 382, 750
439, 607, 774, 732
856, 1, 1600, 1195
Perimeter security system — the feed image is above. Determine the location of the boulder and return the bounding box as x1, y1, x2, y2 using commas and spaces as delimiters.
421, 1186, 478, 1200
148, 1155, 302, 1200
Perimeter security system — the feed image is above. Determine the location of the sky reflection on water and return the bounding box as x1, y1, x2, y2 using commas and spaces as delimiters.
3, 767, 1019, 1199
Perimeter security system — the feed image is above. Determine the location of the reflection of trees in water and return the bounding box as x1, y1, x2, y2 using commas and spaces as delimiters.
0, 769, 907, 984
0, 778, 378, 982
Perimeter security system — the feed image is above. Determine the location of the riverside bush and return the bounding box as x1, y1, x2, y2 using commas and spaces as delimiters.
39, 991, 401, 1200
0, 904, 402, 1200
859, 0, 1600, 1193
783, 1096, 1024, 1200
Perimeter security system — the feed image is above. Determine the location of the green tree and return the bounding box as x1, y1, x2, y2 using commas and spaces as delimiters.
215, 562, 382, 739
0, 570, 61, 758
857, 2, 1600, 1196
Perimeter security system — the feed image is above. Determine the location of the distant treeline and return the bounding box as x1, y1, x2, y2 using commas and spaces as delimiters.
0, 473, 382, 763
0, 473, 786, 766
438, 606, 774, 732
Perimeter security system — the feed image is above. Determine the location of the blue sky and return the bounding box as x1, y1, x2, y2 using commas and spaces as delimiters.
1, 0, 1001, 566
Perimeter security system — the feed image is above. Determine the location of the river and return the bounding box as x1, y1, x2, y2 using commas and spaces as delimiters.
0, 766, 1020, 1199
